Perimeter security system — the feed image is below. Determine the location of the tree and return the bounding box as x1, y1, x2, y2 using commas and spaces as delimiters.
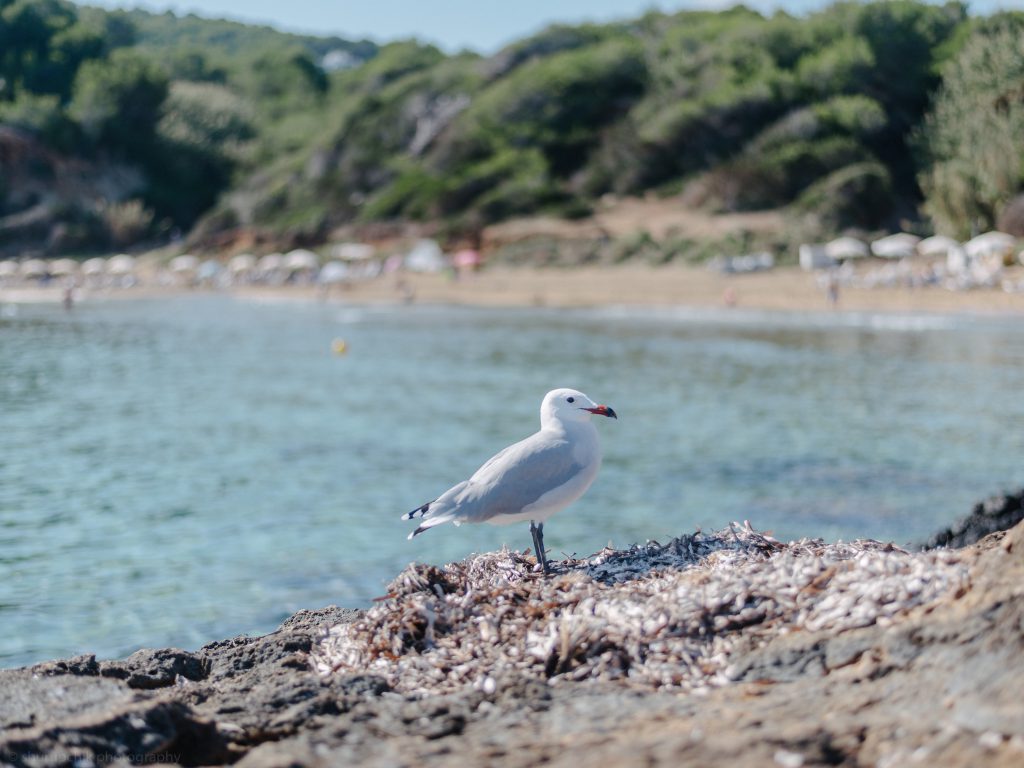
0, 0, 99, 102
919, 23, 1024, 236
69, 48, 168, 158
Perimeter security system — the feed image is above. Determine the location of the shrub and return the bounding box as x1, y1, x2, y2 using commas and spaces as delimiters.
794, 161, 894, 231
97, 198, 154, 246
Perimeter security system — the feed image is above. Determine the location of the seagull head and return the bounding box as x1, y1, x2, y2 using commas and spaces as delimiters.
541, 388, 617, 426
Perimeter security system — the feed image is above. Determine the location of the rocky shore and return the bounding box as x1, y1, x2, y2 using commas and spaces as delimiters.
3, 507, 1024, 767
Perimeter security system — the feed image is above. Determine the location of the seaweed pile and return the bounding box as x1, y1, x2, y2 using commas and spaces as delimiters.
312, 522, 969, 696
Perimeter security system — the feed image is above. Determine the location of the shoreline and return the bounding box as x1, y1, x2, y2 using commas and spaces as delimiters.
3, 264, 1024, 318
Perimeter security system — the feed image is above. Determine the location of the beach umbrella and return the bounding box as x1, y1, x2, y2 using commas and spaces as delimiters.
331, 242, 375, 261
19, 259, 48, 277
918, 235, 960, 258
49, 259, 79, 276
404, 239, 445, 272
197, 260, 221, 282
452, 249, 482, 269
107, 254, 136, 275
284, 249, 319, 271
170, 254, 199, 273
964, 231, 1016, 260
82, 257, 107, 275
0, 260, 19, 277
947, 245, 970, 274
258, 253, 283, 272
319, 261, 350, 284
870, 233, 920, 260
824, 237, 869, 261
228, 254, 256, 273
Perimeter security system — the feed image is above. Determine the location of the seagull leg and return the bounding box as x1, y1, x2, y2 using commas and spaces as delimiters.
532, 524, 548, 573
538, 523, 550, 573
530, 521, 549, 573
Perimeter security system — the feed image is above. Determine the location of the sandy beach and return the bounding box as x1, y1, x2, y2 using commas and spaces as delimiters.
4, 264, 1024, 316
247, 264, 1024, 316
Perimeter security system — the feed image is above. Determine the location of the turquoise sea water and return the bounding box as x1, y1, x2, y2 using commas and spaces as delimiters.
2, 295, 1024, 667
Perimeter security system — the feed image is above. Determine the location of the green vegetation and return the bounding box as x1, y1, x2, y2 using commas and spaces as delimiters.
917, 15, 1024, 238
0, 0, 376, 252
1, 1, 1023, 256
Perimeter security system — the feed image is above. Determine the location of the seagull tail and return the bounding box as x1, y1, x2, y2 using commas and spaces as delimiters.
402, 501, 433, 521
407, 513, 455, 540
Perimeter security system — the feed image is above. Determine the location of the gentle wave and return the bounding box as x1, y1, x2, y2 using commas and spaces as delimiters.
586, 304, 1018, 333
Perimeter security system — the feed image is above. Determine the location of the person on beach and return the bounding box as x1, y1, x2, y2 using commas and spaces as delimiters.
826, 270, 840, 306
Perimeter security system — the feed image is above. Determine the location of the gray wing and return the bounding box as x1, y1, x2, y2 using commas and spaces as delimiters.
446, 432, 584, 522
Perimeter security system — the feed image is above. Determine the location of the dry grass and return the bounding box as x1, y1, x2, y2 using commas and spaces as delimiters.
312, 523, 969, 696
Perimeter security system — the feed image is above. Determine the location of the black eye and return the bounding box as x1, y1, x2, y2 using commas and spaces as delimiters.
567, 397, 575, 403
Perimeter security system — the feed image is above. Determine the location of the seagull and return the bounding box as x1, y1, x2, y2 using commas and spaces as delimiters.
403, 388, 617, 572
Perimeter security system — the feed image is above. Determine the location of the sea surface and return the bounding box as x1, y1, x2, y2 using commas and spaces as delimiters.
2, 295, 1024, 667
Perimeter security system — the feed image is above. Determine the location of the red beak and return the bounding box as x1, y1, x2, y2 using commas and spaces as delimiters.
584, 405, 617, 419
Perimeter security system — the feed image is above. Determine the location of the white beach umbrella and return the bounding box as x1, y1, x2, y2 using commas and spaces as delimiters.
870, 233, 920, 260
228, 254, 256, 273
404, 239, 446, 272
330, 242, 375, 261
0, 260, 18, 277
19, 259, 48, 277
284, 249, 319, 271
946, 245, 970, 274
170, 254, 199, 273
197, 260, 221, 281
918, 235, 960, 258
107, 254, 136, 275
825, 237, 869, 261
964, 231, 1016, 260
258, 253, 284, 272
49, 258, 80, 276
318, 261, 350, 284
82, 257, 107, 276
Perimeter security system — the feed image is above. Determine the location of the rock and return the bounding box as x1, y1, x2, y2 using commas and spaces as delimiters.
276, 605, 360, 633
0, 673, 133, 732
100, 648, 210, 689
31, 654, 101, 677
0, 606, 378, 766
0, 698, 229, 767
921, 489, 1024, 550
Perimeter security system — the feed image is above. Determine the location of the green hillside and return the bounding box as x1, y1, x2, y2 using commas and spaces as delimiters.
1, 0, 1023, 258
80, 5, 377, 63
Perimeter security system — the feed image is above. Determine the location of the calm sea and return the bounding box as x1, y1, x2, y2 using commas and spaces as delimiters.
2, 295, 1023, 667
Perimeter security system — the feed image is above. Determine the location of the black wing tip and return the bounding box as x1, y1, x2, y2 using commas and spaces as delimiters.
403, 502, 431, 521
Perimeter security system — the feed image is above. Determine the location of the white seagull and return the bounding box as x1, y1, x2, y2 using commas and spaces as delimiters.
404, 388, 617, 572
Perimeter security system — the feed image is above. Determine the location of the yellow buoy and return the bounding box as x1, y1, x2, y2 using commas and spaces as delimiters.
331, 338, 348, 356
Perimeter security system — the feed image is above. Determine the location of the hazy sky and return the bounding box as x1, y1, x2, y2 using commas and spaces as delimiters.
84, 1, 1021, 53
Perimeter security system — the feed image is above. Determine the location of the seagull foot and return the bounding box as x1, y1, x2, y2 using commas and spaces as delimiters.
529, 521, 551, 574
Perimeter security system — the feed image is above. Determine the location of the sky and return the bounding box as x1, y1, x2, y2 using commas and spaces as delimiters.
83, 0, 1022, 53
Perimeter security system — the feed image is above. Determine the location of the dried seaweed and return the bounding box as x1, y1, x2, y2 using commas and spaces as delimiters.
312, 522, 968, 696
